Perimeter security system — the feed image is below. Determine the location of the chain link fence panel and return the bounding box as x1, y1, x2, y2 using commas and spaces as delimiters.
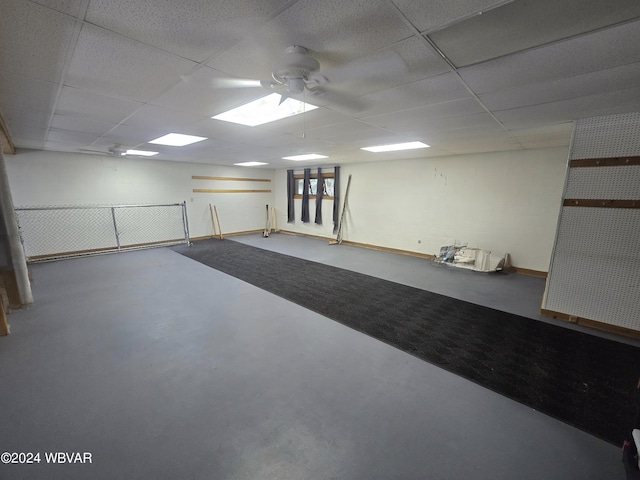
14, 202, 190, 262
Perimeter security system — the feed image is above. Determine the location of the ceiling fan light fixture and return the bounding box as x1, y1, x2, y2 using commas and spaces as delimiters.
212, 93, 318, 127
287, 78, 305, 95
361, 141, 430, 153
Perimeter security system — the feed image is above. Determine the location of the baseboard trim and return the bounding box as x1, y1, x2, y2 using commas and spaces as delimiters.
277, 231, 553, 274
512, 267, 547, 278
190, 230, 263, 242
340, 240, 435, 260
276, 230, 432, 260
540, 308, 640, 339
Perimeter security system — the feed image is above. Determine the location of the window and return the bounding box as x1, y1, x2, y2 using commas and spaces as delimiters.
294, 173, 334, 199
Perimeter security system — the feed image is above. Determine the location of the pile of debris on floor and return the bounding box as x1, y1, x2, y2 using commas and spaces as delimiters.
434, 245, 511, 272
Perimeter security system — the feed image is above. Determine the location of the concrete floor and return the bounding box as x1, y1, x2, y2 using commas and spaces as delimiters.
0, 234, 628, 479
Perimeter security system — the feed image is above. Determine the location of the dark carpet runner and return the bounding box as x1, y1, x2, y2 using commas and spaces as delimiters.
173, 238, 640, 445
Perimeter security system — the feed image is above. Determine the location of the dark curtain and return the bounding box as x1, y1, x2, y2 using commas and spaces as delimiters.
287, 169, 294, 223
314, 168, 323, 224
333, 166, 340, 233
301, 168, 310, 223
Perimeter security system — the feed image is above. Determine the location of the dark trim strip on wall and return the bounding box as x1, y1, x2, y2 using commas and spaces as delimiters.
563, 199, 640, 209
569, 156, 640, 168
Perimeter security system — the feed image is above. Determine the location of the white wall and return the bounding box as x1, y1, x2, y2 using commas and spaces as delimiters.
6, 150, 275, 239
7, 147, 568, 271
275, 147, 569, 271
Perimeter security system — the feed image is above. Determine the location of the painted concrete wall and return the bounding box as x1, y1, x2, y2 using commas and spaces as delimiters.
275, 147, 569, 271
6, 150, 275, 240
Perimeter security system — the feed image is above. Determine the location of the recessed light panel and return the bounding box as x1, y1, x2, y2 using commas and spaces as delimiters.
212, 93, 318, 127
234, 162, 269, 166
149, 133, 207, 146
126, 149, 159, 157
282, 154, 328, 161
361, 141, 430, 152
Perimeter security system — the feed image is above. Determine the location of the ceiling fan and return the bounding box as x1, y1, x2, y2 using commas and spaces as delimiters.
212, 45, 407, 110
77, 144, 156, 157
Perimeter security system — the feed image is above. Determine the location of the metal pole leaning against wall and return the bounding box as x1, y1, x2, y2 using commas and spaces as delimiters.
0, 148, 33, 306
181, 201, 191, 246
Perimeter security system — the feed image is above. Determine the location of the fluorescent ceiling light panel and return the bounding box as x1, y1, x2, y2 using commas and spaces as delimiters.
234, 161, 268, 166
212, 93, 318, 127
126, 149, 159, 157
149, 133, 207, 146
361, 141, 430, 153
282, 153, 328, 161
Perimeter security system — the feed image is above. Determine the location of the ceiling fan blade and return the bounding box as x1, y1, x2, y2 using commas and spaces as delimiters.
211, 78, 274, 89
310, 49, 407, 86
306, 87, 368, 114
77, 148, 112, 156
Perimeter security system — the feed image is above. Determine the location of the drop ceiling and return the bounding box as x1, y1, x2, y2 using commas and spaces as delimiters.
1, 0, 639, 167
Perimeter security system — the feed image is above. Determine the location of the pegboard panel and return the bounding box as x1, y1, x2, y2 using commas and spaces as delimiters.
570, 112, 640, 159
545, 207, 640, 329
565, 165, 640, 199
544, 112, 640, 333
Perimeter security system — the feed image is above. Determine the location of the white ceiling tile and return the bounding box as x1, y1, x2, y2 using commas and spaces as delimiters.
257, 107, 349, 136
3, 0, 640, 162
480, 62, 640, 111
65, 23, 198, 102
153, 67, 273, 117
207, 0, 415, 79
85, 0, 292, 63
364, 98, 489, 131
495, 86, 640, 129
2, 106, 51, 133
309, 36, 451, 100
101, 124, 172, 149
0, 1, 76, 82
307, 120, 398, 145
12, 136, 47, 150
46, 128, 102, 145
2, 108, 49, 146
511, 123, 573, 149
391, 0, 509, 33
429, 0, 640, 67
429, 122, 506, 138
354, 73, 471, 118
459, 19, 640, 94
0, 71, 59, 113
31, 0, 84, 16
51, 114, 119, 136
123, 105, 210, 133
56, 87, 143, 123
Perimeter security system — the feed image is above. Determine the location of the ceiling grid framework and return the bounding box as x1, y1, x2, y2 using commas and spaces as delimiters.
1, 0, 639, 164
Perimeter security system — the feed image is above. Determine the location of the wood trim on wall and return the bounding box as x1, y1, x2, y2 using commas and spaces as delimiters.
193, 189, 272, 193
511, 267, 547, 278
0, 295, 8, 335
190, 229, 264, 241
192, 176, 271, 182
569, 156, 640, 168
277, 230, 547, 274
541, 308, 640, 340
25, 239, 185, 262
